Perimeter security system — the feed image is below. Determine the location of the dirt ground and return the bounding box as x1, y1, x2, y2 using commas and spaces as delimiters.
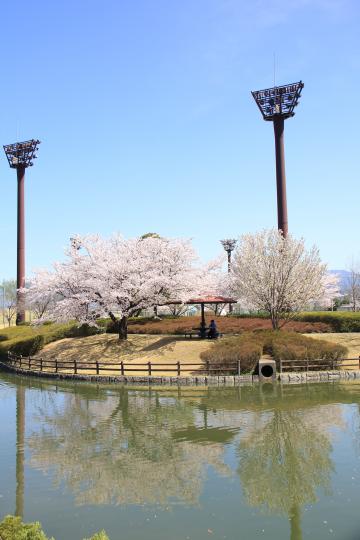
37, 334, 214, 376
36, 332, 360, 376
308, 333, 360, 369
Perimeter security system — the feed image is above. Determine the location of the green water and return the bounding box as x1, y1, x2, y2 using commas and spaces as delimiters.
1, 373, 360, 539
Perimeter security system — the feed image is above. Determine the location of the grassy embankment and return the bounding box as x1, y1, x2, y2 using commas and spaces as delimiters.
0, 315, 353, 376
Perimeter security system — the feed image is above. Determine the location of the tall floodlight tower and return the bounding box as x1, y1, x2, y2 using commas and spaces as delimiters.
3, 139, 41, 324
251, 82, 304, 237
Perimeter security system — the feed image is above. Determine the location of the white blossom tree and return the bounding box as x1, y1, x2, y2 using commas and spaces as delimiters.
24, 271, 55, 320
317, 273, 341, 310
231, 229, 326, 329
25, 234, 208, 339
2, 279, 17, 327
346, 262, 360, 312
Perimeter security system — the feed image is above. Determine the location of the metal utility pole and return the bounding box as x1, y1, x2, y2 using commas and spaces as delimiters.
3, 140, 41, 324
220, 238, 237, 313
251, 82, 304, 237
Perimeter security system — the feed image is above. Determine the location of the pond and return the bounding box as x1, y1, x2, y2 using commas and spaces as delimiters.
1, 372, 360, 540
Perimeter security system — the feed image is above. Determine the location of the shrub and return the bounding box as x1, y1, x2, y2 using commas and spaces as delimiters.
200, 334, 263, 374
83, 532, 109, 540
262, 331, 347, 370
9, 335, 45, 356
125, 316, 331, 335
106, 320, 119, 334
295, 312, 360, 332
0, 515, 50, 540
200, 331, 348, 374
66, 324, 103, 338
0, 515, 109, 540
0, 323, 76, 361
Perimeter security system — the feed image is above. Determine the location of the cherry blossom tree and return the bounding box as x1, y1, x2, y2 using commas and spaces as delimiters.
231, 229, 326, 329
23, 271, 55, 320
25, 234, 208, 339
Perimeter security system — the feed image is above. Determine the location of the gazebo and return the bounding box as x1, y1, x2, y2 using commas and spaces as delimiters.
185, 296, 237, 338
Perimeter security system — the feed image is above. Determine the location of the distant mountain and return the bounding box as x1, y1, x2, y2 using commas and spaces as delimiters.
329, 269, 350, 294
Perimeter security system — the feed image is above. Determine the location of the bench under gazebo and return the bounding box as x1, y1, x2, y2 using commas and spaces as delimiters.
185, 296, 237, 338
160, 295, 237, 338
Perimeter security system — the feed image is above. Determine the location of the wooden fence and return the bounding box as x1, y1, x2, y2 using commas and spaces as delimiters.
5, 352, 360, 377
279, 357, 360, 372
5, 352, 242, 376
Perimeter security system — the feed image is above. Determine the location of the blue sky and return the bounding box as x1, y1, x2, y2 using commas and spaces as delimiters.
0, 0, 359, 279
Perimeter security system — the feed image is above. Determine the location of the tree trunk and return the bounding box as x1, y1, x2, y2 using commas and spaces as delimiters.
289, 504, 302, 540
108, 311, 128, 340
118, 316, 128, 340
271, 313, 278, 330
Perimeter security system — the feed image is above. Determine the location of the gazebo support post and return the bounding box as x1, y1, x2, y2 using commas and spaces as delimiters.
199, 303, 207, 339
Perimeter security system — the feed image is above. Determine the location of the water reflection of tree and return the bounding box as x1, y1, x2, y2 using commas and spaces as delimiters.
28, 388, 230, 506
237, 407, 337, 540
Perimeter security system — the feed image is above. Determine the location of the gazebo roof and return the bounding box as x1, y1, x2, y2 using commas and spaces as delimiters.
160, 295, 237, 306
186, 295, 237, 305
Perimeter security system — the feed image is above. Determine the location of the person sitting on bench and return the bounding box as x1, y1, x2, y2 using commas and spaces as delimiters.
207, 320, 218, 339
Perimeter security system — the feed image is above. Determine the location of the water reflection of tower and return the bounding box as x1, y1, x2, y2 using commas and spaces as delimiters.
16, 385, 25, 517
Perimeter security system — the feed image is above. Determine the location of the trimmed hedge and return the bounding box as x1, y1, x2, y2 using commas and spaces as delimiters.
200, 331, 348, 374
295, 312, 360, 332
230, 311, 360, 333
9, 335, 45, 357
0, 322, 103, 361
123, 316, 331, 335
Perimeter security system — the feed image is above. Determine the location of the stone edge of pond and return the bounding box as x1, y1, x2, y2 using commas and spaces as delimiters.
2, 361, 360, 385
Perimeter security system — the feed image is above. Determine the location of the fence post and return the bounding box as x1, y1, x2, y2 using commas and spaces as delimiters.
331, 359, 334, 371
237, 360, 241, 375
177, 361, 181, 376
19, 355, 22, 368
206, 360, 210, 375
279, 360, 283, 374
55, 359, 58, 373
28, 356, 31, 370
40, 358, 43, 372
148, 361, 152, 376
358, 356, 360, 370
96, 361, 99, 375
120, 361, 124, 376
306, 359, 309, 372
74, 359, 77, 374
